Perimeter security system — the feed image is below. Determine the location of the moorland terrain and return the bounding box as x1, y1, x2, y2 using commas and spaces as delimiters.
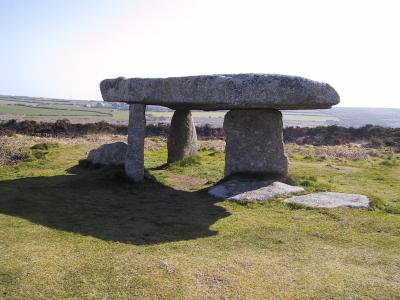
0, 132, 399, 298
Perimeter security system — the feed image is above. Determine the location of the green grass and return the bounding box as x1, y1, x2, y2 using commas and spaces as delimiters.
1, 140, 400, 299
0, 102, 113, 117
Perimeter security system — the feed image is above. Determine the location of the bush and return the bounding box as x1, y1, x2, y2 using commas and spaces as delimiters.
368, 195, 386, 210
171, 155, 201, 167
384, 205, 400, 215
380, 159, 398, 167
299, 180, 313, 187
31, 143, 59, 150
0, 138, 30, 166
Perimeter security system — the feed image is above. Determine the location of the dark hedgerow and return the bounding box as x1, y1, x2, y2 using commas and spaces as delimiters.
1, 120, 399, 149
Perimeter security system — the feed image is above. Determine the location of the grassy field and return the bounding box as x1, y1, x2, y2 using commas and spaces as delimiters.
0, 97, 339, 125
0, 97, 116, 118
4, 95, 400, 127
0, 136, 400, 299
146, 111, 339, 122
283, 113, 339, 122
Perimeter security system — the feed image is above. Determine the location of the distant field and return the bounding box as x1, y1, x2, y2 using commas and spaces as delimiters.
0, 105, 112, 117
147, 111, 225, 118
2, 95, 400, 127
283, 113, 338, 122
0, 97, 114, 118
0, 97, 339, 126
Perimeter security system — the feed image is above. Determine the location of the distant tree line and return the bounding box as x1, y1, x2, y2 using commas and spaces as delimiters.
1, 119, 399, 149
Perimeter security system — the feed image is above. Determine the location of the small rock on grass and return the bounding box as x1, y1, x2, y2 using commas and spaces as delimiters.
87, 142, 127, 166
208, 179, 304, 203
284, 192, 370, 209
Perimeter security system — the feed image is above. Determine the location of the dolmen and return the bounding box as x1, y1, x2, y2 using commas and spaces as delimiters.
100, 74, 340, 183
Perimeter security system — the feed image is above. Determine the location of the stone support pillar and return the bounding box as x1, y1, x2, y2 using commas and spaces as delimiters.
125, 104, 146, 182
167, 110, 198, 163
224, 109, 288, 177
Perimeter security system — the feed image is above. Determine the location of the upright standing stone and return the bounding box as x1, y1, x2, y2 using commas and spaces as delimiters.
125, 104, 146, 182
167, 110, 197, 163
224, 109, 288, 177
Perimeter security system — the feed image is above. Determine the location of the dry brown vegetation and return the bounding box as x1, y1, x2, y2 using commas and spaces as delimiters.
2, 119, 400, 150
0, 134, 395, 168
0, 137, 30, 166
285, 143, 395, 160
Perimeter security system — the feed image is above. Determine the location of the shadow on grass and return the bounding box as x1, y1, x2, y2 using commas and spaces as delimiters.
0, 165, 230, 245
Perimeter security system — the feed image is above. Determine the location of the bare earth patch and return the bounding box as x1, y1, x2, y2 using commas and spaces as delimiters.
194, 272, 230, 295
166, 173, 208, 191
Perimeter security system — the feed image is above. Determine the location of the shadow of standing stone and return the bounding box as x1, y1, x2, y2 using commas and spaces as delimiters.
0, 165, 230, 245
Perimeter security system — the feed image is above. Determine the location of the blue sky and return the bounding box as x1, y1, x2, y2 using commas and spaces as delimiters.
1, 0, 400, 108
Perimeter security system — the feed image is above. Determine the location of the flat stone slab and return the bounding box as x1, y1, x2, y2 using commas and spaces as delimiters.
100, 74, 339, 110
208, 180, 304, 203
284, 192, 370, 208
